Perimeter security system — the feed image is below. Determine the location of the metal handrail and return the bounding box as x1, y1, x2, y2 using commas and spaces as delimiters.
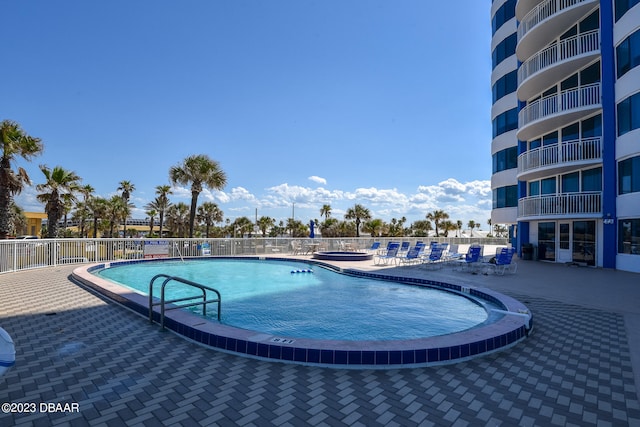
148, 273, 221, 329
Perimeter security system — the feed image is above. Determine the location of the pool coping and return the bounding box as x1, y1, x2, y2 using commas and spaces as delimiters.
71, 256, 533, 369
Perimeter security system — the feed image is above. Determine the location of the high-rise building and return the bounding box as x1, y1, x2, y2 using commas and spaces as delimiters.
490, 0, 640, 272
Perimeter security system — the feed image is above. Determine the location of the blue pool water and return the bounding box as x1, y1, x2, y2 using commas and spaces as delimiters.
96, 259, 497, 341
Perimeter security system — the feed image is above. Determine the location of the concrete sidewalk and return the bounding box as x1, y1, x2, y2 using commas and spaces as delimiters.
0, 259, 639, 426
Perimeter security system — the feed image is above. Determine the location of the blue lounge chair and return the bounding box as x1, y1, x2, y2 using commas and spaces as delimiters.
395, 243, 425, 266
365, 241, 381, 254
488, 247, 517, 275
455, 245, 482, 271
422, 244, 445, 269
373, 243, 400, 265
398, 241, 411, 255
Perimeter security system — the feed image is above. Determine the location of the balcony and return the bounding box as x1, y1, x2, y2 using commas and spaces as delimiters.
517, 83, 600, 141
516, 0, 599, 61
518, 192, 602, 219
517, 137, 602, 180
517, 30, 599, 100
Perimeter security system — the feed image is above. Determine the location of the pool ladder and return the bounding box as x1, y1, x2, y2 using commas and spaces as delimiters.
148, 274, 221, 330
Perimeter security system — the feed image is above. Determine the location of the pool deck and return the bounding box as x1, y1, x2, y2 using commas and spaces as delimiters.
1, 257, 640, 426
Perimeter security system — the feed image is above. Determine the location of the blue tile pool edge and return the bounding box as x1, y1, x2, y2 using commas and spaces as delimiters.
72, 257, 533, 369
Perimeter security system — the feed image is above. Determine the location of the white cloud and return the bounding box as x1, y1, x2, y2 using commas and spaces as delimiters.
308, 175, 327, 185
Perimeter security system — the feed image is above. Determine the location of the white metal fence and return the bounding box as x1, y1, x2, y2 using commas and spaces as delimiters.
0, 237, 509, 274
518, 0, 596, 42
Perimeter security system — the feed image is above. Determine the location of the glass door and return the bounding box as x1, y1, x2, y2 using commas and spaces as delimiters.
557, 223, 572, 262
573, 221, 596, 266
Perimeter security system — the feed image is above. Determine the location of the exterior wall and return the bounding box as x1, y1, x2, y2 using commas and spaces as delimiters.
490, 0, 520, 228
492, 0, 640, 271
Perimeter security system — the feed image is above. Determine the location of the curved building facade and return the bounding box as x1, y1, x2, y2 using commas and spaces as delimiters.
491, 0, 640, 272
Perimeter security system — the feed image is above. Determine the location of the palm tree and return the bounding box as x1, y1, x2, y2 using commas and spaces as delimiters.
9, 201, 27, 236
117, 180, 135, 238
106, 195, 127, 238
362, 218, 385, 237
467, 220, 476, 237
257, 216, 275, 237
456, 220, 463, 238
196, 202, 223, 238
344, 204, 371, 238
166, 202, 190, 237
320, 204, 332, 221
77, 184, 94, 237
169, 155, 227, 238
87, 197, 108, 238
0, 120, 44, 239
35, 165, 81, 238
154, 185, 172, 237
146, 209, 157, 236
426, 210, 449, 237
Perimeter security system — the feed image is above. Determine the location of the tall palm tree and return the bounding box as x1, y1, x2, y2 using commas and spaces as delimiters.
344, 204, 371, 238
117, 180, 135, 238
105, 195, 127, 238
77, 184, 94, 237
169, 155, 227, 238
196, 202, 223, 238
87, 197, 108, 238
426, 210, 449, 237
35, 165, 81, 238
146, 208, 157, 236
467, 220, 476, 237
154, 185, 173, 238
456, 220, 463, 238
320, 204, 332, 221
0, 120, 44, 239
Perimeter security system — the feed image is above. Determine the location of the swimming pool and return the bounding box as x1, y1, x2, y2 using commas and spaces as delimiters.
72, 257, 532, 368
95, 259, 494, 341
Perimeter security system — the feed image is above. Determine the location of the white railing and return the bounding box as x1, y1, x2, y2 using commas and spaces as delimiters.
518, 137, 602, 174
518, 30, 599, 85
518, 0, 597, 42
519, 83, 600, 128
0, 236, 509, 275
518, 192, 602, 218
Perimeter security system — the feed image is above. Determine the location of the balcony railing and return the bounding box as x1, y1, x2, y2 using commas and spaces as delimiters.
518, 30, 599, 85
518, 137, 602, 175
518, 192, 602, 218
518, 0, 595, 42
519, 83, 600, 129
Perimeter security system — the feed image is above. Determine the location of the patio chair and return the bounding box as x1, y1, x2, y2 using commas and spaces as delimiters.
422, 244, 446, 269
290, 241, 302, 255
373, 243, 400, 265
487, 247, 517, 275
396, 243, 425, 266
364, 242, 381, 254
455, 245, 482, 271
398, 241, 411, 255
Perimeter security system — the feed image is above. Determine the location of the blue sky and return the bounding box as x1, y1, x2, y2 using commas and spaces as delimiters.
3, 1, 493, 229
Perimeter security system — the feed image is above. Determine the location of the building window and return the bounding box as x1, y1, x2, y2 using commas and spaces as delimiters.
619, 219, 640, 254
615, 0, 640, 22
617, 92, 640, 136
492, 108, 518, 138
492, 185, 518, 209
492, 70, 517, 103
492, 146, 518, 173
541, 177, 556, 195
492, 0, 516, 35
619, 156, 640, 194
492, 33, 517, 70
617, 29, 640, 78
561, 172, 580, 193
582, 167, 602, 192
